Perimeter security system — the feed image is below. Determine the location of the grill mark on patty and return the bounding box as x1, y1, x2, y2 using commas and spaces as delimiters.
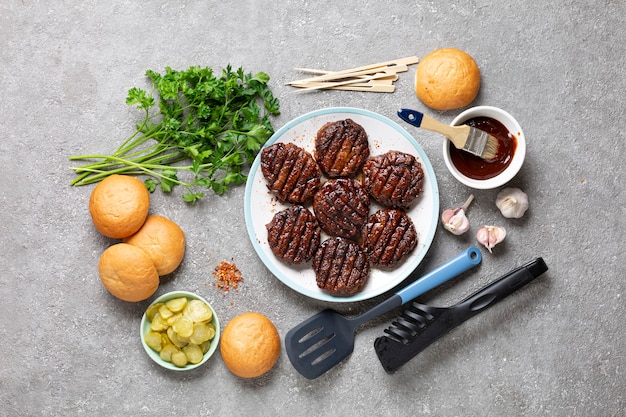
313, 237, 370, 296
362, 150, 424, 209
261, 142, 321, 204
315, 119, 370, 178
313, 178, 370, 240
266, 205, 321, 264
362, 209, 418, 267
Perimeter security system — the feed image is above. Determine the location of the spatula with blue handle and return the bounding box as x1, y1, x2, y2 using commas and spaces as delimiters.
285, 246, 482, 379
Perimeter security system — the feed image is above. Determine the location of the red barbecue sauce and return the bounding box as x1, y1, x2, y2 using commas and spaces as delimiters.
449, 117, 517, 180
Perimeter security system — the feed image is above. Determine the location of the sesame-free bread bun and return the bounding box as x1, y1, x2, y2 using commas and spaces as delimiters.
415, 48, 481, 111
123, 215, 186, 276
89, 174, 150, 239
98, 243, 159, 302
220, 312, 281, 378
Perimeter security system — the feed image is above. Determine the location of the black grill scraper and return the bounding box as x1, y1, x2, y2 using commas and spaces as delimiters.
374, 257, 548, 373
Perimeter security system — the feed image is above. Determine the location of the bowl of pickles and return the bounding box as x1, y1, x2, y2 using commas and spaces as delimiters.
140, 291, 220, 371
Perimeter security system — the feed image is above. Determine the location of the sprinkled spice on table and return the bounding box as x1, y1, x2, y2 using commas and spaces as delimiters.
212, 260, 244, 295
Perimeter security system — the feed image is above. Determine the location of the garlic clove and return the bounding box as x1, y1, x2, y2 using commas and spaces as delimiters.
476, 225, 506, 253
441, 208, 470, 235
441, 194, 474, 235
496, 187, 529, 219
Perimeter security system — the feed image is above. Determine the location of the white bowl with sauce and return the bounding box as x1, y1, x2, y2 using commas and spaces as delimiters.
443, 106, 526, 189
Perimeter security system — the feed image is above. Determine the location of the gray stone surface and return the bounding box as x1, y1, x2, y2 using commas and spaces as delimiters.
1, 1, 624, 416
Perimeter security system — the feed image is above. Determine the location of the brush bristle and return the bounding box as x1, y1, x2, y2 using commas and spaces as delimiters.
480, 135, 499, 161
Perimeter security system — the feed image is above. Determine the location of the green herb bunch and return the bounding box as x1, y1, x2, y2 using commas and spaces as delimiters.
70, 65, 280, 204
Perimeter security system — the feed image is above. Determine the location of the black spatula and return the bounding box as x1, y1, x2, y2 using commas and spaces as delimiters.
285, 246, 482, 379
374, 257, 548, 373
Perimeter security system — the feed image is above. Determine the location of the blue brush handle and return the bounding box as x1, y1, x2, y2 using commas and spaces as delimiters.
397, 108, 425, 128
396, 246, 482, 304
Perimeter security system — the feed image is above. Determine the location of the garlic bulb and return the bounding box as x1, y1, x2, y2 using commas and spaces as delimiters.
441, 194, 474, 235
496, 187, 529, 219
476, 225, 506, 253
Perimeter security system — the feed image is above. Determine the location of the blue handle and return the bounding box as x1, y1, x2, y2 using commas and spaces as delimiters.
397, 108, 425, 128
396, 246, 482, 304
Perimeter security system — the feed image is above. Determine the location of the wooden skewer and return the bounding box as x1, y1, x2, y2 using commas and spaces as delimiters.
287, 56, 418, 84
293, 70, 399, 83
288, 79, 396, 92
289, 72, 397, 92
287, 56, 419, 93
295, 67, 399, 79
312, 56, 419, 74
288, 74, 398, 88
325, 84, 396, 93
292, 72, 398, 93
287, 64, 408, 85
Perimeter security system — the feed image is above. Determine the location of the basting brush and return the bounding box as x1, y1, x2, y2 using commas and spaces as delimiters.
398, 108, 499, 161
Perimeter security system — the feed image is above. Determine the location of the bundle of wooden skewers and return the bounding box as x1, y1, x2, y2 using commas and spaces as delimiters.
287, 56, 419, 93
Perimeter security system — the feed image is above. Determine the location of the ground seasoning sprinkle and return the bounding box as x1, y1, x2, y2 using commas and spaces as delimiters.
212, 260, 244, 296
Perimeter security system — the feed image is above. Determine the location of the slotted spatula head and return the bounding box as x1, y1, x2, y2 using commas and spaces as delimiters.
285, 309, 359, 380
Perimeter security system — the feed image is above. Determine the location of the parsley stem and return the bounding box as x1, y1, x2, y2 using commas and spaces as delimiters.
70, 153, 198, 186
69, 65, 280, 203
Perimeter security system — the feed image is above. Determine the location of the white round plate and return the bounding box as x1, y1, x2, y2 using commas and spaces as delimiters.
244, 107, 439, 303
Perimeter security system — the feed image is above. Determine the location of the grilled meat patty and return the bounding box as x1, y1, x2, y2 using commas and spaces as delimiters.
266, 205, 321, 264
315, 119, 370, 178
362, 209, 418, 267
313, 178, 370, 240
313, 236, 370, 296
261, 142, 321, 204
362, 150, 424, 209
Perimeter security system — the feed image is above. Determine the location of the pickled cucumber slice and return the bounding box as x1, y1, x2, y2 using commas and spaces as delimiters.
171, 350, 188, 367
172, 315, 194, 338
158, 304, 174, 320
184, 299, 213, 323
160, 344, 179, 362
183, 344, 204, 364
165, 313, 182, 327
144, 331, 163, 352
189, 322, 212, 345
206, 323, 216, 340
165, 297, 187, 313
167, 327, 188, 348
145, 303, 163, 321
150, 313, 169, 332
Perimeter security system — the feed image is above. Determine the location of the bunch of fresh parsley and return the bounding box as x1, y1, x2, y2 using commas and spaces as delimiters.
70, 65, 280, 204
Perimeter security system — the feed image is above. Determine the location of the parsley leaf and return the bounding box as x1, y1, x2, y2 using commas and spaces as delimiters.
69, 65, 280, 204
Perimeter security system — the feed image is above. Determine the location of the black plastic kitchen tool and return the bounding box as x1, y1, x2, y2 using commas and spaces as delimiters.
285, 246, 482, 379
374, 257, 548, 374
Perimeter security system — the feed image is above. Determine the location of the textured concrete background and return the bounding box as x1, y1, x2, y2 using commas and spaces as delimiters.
1, 1, 624, 416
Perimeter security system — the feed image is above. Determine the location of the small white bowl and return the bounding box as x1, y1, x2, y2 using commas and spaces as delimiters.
443, 106, 526, 189
140, 291, 220, 371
